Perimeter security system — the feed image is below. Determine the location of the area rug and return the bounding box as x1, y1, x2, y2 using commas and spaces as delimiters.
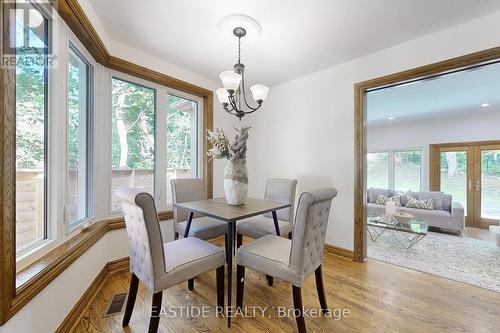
368, 230, 500, 292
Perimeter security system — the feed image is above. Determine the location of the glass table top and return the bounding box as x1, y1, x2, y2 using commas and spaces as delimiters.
367, 216, 429, 235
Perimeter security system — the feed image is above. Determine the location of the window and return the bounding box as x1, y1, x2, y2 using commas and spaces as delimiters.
67, 44, 93, 228
394, 151, 422, 191
111, 78, 156, 212
166, 94, 199, 204
367, 152, 389, 189
367, 150, 422, 191
15, 5, 49, 253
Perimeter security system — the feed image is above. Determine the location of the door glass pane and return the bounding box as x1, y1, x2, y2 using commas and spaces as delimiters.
111, 78, 155, 212
395, 151, 421, 191
67, 46, 91, 226
367, 152, 389, 189
440, 151, 467, 210
481, 150, 500, 220
166, 95, 198, 205
15, 7, 48, 252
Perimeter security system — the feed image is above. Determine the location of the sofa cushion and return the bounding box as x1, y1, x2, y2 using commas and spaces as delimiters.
442, 194, 452, 212
369, 188, 391, 203
419, 191, 444, 210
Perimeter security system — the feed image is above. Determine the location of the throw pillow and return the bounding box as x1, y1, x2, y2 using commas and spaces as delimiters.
393, 189, 411, 206
418, 191, 444, 210
405, 196, 433, 210
376, 194, 401, 207
369, 188, 391, 203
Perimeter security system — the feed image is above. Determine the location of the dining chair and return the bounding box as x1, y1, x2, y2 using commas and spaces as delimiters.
237, 178, 297, 243
116, 188, 225, 333
236, 188, 337, 333
171, 178, 228, 290
236, 178, 297, 285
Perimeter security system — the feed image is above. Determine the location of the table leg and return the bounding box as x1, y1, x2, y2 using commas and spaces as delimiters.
272, 211, 281, 236
184, 211, 194, 238
226, 221, 234, 327
185, 211, 195, 290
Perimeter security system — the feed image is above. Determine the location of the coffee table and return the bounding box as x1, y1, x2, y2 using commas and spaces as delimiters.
367, 216, 429, 249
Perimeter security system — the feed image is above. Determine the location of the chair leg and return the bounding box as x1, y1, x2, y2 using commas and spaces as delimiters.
148, 291, 163, 333
266, 275, 274, 286
216, 265, 224, 309
288, 231, 292, 239
292, 285, 307, 333
236, 233, 243, 248
188, 278, 194, 291
236, 265, 245, 309
315, 265, 328, 313
122, 273, 139, 326
225, 234, 230, 264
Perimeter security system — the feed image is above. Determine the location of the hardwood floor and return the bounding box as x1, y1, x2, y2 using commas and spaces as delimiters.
73, 242, 500, 332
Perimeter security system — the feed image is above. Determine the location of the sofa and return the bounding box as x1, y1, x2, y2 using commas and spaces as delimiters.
367, 188, 465, 232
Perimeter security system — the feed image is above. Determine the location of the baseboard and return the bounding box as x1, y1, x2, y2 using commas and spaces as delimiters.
324, 244, 354, 260
55, 257, 129, 333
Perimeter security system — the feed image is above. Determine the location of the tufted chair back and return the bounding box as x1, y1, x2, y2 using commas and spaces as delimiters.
171, 178, 206, 229
289, 188, 337, 283
263, 178, 298, 222
116, 188, 165, 292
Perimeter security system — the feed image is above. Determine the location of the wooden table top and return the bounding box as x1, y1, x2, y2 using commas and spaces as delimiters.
174, 197, 291, 222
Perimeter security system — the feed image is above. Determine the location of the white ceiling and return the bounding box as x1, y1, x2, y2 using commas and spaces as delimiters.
366, 61, 500, 124
87, 0, 500, 87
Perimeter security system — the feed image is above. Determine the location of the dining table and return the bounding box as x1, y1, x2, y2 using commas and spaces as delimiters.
174, 197, 291, 327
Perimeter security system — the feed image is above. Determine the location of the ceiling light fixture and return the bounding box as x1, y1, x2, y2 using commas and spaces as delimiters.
481, 103, 490, 107
216, 18, 268, 120
388, 116, 395, 120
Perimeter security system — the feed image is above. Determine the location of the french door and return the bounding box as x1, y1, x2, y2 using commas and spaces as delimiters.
430, 141, 500, 228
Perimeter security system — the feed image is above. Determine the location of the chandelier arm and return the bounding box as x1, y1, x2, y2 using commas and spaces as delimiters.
240, 70, 261, 111
228, 94, 239, 111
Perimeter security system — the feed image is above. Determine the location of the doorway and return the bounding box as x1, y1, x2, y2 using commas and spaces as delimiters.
430, 141, 500, 228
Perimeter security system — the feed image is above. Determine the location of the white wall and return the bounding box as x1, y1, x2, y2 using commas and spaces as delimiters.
367, 111, 500, 190
247, 11, 500, 251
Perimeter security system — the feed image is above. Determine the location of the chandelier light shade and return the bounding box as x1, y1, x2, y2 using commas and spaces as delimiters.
217, 24, 269, 120
250, 84, 269, 103
216, 88, 230, 104
219, 71, 242, 93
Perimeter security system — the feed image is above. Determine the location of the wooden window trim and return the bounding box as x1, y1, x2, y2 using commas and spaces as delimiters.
354, 47, 500, 263
0, 0, 213, 324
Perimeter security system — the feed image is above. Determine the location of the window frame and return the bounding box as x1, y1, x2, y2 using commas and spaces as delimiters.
107, 71, 204, 214
367, 149, 423, 191
108, 74, 158, 214
65, 41, 94, 232
14, 2, 51, 259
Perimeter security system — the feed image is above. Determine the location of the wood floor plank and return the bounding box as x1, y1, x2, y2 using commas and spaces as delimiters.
72, 239, 500, 333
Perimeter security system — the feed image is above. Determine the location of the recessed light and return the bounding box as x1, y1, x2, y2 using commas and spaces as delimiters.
387, 117, 395, 120
481, 103, 490, 107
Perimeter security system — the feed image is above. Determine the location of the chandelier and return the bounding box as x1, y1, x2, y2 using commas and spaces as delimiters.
216, 26, 269, 120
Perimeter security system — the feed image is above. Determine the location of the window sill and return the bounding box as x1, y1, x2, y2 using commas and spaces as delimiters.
12, 210, 173, 317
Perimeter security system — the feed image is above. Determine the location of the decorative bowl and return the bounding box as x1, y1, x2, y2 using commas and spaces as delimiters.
393, 212, 414, 224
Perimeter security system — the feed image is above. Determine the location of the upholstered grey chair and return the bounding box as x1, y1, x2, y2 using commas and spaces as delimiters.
116, 188, 225, 333
236, 178, 297, 243
236, 178, 297, 286
171, 178, 228, 289
236, 188, 337, 333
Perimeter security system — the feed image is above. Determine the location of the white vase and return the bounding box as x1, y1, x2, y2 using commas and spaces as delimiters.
224, 159, 248, 205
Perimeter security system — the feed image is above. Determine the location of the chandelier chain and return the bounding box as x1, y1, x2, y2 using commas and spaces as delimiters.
238, 36, 241, 64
